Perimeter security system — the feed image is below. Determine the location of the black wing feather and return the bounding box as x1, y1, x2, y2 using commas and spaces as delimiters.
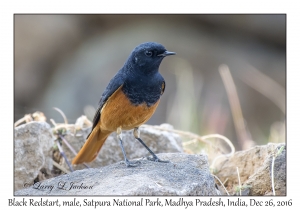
90, 71, 125, 131
161, 80, 165, 95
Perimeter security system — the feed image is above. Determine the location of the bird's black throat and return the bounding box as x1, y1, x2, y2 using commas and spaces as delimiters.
121, 71, 164, 107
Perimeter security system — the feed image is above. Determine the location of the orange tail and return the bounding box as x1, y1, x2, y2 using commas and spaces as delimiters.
72, 127, 111, 165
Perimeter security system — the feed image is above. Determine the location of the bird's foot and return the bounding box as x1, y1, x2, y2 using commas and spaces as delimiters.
124, 159, 141, 167
147, 155, 170, 163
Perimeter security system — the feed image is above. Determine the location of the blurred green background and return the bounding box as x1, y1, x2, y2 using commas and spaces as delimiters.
14, 14, 286, 151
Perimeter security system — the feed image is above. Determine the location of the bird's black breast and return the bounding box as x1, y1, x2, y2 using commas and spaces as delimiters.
122, 72, 164, 106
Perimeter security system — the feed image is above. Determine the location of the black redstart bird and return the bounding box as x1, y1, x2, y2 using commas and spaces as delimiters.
72, 42, 176, 167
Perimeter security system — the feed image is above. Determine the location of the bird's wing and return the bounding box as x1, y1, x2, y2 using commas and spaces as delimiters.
161, 80, 165, 95
90, 71, 124, 131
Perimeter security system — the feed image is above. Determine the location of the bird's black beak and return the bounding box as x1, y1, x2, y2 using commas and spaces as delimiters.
157, 51, 176, 57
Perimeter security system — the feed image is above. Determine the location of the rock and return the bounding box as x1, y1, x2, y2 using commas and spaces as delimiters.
15, 153, 220, 195
214, 143, 286, 195
61, 123, 183, 170
244, 144, 286, 196
14, 121, 55, 191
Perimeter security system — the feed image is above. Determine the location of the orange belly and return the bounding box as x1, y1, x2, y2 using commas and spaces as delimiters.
99, 86, 160, 131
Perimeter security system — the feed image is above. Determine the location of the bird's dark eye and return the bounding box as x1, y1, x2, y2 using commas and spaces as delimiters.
145, 50, 153, 57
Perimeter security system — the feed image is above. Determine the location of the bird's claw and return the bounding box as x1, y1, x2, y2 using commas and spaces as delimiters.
124, 160, 141, 167
147, 156, 170, 163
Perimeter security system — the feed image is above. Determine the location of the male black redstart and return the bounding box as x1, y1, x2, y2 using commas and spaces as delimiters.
72, 42, 176, 167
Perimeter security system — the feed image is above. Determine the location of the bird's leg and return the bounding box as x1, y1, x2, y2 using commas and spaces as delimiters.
117, 127, 141, 167
133, 127, 169, 163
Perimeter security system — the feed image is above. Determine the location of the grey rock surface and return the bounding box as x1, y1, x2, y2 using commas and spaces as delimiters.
15, 153, 220, 195
215, 143, 286, 195
62, 123, 183, 170
244, 144, 286, 196
14, 121, 55, 191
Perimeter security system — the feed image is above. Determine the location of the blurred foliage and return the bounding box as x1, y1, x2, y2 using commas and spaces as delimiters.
14, 14, 285, 151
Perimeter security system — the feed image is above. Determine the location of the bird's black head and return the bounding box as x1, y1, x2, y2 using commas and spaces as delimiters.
125, 42, 176, 75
